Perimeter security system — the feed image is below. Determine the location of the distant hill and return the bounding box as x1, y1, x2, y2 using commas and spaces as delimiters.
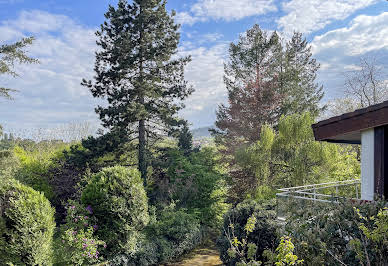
191, 126, 214, 139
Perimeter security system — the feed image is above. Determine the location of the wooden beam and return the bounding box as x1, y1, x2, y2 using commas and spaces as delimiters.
313, 107, 388, 141
312, 101, 388, 141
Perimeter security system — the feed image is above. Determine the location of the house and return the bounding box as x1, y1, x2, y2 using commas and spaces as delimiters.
312, 100, 388, 201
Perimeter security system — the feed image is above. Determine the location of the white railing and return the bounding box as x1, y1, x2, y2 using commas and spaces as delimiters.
276, 179, 361, 203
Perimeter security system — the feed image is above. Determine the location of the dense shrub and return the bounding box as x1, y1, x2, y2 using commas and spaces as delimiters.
151, 147, 229, 229
0, 179, 56, 265
284, 198, 388, 265
111, 204, 202, 265
13, 145, 61, 201
81, 166, 149, 257
217, 199, 279, 265
146, 205, 202, 263
54, 200, 106, 265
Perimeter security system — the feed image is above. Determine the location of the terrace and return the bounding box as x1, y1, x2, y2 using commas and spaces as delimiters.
277, 101, 388, 216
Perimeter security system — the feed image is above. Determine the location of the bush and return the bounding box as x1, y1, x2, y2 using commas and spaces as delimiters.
0, 179, 56, 265
284, 198, 388, 265
146, 205, 202, 263
81, 166, 149, 257
217, 199, 279, 265
151, 147, 229, 229
54, 200, 106, 265
111, 204, 202, 265
13, 145, 59, 201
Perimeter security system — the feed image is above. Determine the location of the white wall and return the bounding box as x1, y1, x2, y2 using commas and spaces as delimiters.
361, 128, 375, 200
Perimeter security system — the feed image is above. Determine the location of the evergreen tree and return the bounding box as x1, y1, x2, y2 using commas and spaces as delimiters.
0, 37, 38, 99
280, 32, 324, 117
213, 25, 284, 149
213, 25, 324, 150
177, 121, 193, 154
82, 0, 193, 185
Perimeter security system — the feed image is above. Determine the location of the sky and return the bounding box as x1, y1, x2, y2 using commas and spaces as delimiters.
0, 0, 387, 132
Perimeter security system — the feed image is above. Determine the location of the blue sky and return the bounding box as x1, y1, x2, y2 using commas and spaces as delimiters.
0, 0, 387, 132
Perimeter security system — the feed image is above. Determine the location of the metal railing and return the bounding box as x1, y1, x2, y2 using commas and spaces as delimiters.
276, 179, 361, 203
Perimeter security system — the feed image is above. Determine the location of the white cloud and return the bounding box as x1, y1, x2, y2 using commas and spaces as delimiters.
0, 10, 100, 129
278, 0, 378, 36
179, 43, 228, 126
0, 9, 227, 129
312, 12, 388, 57
177, 0, 277, 25
175, 12, 202, 26
199, 33, 223, 43
311, 12, 388, 99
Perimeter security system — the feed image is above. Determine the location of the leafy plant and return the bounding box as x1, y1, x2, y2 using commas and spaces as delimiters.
55, 201, 106, 265
264, 236, 304, 266
217, 200, 278, 265
151, 146, 229, 229
284, 198, 388, 265
0, 179, 55, 265
350, 206, 388, 265
233, 112, 360, 198
110, 204, 202, 266
81, 166, 149, 258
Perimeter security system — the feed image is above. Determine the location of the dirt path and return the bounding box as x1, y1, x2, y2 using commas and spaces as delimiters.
167, 244, 223, 266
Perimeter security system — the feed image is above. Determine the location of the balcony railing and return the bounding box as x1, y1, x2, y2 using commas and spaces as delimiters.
277, 179, 361, 203
276, 179, 361, 220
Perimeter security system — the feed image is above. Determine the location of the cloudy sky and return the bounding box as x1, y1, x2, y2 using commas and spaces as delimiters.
0, 0, 387, 131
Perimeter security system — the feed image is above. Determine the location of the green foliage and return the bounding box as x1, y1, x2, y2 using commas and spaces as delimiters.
81, 166, 149, 257
270, 236, 304, 266
54, 201, 106, 265
234, 112, 360, 197
177, 121, 194, 154
12, 145, 61, 201
217, 200, 279, 265
350, 206, 388, 265
284, 198, 388, 265
110, 204, 202, 266
151, 146, 229, 228
145, 204, 202, 263
213, 25, 324, 149
0, 37, 39, 99
82, 0, 193, 183
0, 179, 55, 265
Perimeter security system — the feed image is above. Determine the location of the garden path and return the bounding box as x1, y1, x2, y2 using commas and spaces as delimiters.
167, 242, 222, 266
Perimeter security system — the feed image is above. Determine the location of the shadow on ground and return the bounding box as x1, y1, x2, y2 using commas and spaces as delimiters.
166, 240, 223, 266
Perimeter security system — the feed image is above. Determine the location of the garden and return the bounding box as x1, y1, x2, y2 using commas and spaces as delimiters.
1, 0, 387, 265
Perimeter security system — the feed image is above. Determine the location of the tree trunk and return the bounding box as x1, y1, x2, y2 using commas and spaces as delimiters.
138, 3, 147, 186
138, 118, 147, 186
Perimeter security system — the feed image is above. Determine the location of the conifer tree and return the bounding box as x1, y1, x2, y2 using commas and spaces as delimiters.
280, 32, 324, 117
0, 37, 38, 99
177, 121, 193, 154
213, 25, 324, 150
213, 25, 284, 149
82, 0, 193, 184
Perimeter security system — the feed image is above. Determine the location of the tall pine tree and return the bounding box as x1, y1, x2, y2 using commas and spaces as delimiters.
82, 0, 193, 185
213, 25, 284, 149
213, 25, 324, 150
280, 32, 324, 117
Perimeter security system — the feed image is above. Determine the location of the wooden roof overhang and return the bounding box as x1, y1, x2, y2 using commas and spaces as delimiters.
312, 101, 388, 145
